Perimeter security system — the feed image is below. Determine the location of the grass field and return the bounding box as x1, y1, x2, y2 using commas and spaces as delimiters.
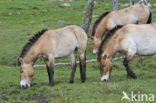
0, 0, 156, 103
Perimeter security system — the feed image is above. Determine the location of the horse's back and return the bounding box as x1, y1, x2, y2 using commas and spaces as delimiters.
109, 4, 150, 25
43, 25, 87, 58
118, 23, 156, 55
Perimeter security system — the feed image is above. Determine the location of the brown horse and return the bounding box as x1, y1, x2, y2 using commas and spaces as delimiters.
17, 25, 88, 88
92, 4, 152, 54
98, 23, 156, 81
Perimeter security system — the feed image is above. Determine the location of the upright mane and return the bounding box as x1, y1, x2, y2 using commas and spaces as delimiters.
92, 11, 110, 36
17, 29, 48, 65
97, 25, 123, 61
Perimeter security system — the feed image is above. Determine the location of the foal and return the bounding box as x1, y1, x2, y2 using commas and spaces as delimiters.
92, 4, 152, 54
98, 23, 156, 81
17, 25, 88, 88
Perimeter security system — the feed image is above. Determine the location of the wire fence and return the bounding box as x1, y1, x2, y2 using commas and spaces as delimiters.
33, 56, 124, 68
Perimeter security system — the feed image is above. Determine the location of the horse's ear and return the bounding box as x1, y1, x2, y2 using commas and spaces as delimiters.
103, 55, 107, 60
19, 57, 24, 64
17, 57, 23, 66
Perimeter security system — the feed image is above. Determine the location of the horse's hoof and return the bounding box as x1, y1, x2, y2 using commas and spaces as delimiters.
69, 80, 74, 83
81, 75, 86, 82
81, 79, 86, 83
49, 83, 54, 86
127, 73, 137, 79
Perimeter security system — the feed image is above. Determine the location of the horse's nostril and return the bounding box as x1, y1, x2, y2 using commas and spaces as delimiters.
21, 85, 25, 88
103, 79, 108, 82
21, 84, 29, 89
25, 84, 29, 88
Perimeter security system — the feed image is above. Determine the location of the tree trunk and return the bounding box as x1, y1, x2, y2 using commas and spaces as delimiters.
111, 0, 118, 11
81, 0, 94, 33
69, 0, 74, 2
97, 0, 104, 2
138, 0, 148, 5
130, 0, 134, 6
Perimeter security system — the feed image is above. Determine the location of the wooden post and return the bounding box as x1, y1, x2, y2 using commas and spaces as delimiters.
138, 0, 148, 5
111, 0, 118, 11
130, 0, 134, 6
97, 0, 104, 2
69, 0, 74, 2
81, 0, 94, 33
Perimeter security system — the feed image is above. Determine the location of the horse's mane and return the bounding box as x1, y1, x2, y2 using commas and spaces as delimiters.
17, 29, 48, 66
92, 11, 110, 36
97, 25, 123, 61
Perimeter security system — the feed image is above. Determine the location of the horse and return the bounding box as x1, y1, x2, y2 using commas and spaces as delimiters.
17, 25, 88, 88
91, 4, 152, 55
98, 23, 156, 81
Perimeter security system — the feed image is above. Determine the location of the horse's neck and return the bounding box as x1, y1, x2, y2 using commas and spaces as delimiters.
94, 20, 107, 39
23, 46, 41, 65
105, 39, 119, 59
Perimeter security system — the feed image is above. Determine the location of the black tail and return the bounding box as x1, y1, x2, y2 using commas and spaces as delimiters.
147, 10, 152, 24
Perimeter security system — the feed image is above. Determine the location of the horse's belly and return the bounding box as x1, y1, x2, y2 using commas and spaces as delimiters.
54, 50, 72, 58
137, 45, 156, 55
54, 47, 76, 58
54, 41, 77, 58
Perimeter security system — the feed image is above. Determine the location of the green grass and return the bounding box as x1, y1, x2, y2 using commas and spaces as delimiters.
0, 0, 156, 103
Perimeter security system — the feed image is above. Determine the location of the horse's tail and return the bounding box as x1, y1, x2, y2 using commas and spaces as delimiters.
147, 10, 152, 24
73, 25, 88, 50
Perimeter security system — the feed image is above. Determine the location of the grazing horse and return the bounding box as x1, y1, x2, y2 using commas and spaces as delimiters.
17, 25, 88, 88
98, 23, 156, 81
92, 4, 152, 54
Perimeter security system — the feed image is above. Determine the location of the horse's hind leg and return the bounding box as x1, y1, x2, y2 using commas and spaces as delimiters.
43, 56, 55, 86
123, 48, 137, 79
78, 49, 86, 83
69, 51, 77, 83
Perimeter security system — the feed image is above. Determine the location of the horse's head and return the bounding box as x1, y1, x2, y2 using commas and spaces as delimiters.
91, 36, 101, 55
18, 57, 34, 88
98, 54, 112, 81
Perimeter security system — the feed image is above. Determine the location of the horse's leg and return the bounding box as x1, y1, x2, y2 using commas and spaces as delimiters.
123, 48, 137, 79
69, 51, 77, 83
123, 58, 137, 79
44, 56, 55, 86
78, 49, 86, 83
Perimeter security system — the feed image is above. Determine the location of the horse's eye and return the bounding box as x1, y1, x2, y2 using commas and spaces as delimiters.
21, 71, 24, 74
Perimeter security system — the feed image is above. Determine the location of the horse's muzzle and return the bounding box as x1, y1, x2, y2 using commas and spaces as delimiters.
93, 50, 97, 55
101, 74, 109, 82
21, 84, 29, 89
20, 80, 30, 88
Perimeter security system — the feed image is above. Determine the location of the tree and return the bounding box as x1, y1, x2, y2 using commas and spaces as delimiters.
130, 0, 134, 6
138, 0, 148, 5
81, 0, 94, 32
111, 0, 118, 11
97, 0, 104, 2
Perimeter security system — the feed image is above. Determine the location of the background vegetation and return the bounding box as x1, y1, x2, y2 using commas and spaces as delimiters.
0, 0, 156, 102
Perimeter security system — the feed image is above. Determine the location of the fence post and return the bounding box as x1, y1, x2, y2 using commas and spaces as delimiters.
81, 0, 94, 32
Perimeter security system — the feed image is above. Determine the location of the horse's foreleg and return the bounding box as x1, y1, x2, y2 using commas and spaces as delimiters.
69, 52, 77, 83
79, 51, 86, 83
123, 58, 137, 79
44, 56, 55, 86
48, 61, 55, 86
123, 48, 137, 79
